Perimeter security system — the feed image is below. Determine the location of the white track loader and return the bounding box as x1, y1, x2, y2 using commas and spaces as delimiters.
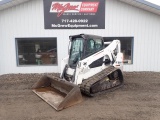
32, 34, 124, 111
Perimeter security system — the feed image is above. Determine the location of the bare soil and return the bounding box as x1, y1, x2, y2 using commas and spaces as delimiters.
0, 72, 160, 120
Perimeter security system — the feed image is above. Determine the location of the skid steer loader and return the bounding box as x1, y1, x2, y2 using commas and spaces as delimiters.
32, 34, 124, 111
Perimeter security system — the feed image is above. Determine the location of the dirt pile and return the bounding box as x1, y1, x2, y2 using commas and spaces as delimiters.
0, 72, 160, 120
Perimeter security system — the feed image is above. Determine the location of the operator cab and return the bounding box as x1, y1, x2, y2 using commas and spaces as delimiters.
68, 34, 104, 68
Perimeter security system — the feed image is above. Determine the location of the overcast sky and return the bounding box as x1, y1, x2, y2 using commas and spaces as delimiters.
145, 0, 160, 6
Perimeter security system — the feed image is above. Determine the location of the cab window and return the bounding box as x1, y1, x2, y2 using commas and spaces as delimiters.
85, 38, 103, 56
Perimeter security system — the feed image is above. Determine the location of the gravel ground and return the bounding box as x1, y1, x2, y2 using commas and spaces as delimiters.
0, 72, 160, 120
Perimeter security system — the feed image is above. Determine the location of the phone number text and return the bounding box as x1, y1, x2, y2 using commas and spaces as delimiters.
62, 19, 88, 23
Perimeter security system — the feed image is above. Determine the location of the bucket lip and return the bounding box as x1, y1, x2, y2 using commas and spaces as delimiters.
32, 86, 83, 111
32, 74, 83, 111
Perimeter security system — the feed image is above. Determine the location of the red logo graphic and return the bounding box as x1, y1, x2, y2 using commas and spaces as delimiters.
50, 2, 99, 17
80, 2, 99, 13
51, 3, 79, 17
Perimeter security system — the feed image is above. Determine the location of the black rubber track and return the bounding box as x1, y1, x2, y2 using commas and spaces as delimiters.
80, 66, 124, 96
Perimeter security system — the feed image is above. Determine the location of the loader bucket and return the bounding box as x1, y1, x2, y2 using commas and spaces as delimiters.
32, 75, 83, 111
